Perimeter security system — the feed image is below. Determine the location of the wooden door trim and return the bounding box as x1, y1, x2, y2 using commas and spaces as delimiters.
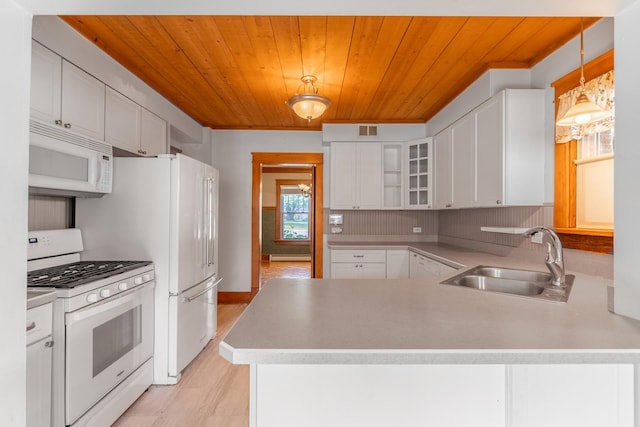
251, 152, 324, 298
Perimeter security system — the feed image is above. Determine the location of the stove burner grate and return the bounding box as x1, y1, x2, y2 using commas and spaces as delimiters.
27, 260, 151, 288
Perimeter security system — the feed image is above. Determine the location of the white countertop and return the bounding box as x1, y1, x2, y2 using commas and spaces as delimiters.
220, 243, 640, 365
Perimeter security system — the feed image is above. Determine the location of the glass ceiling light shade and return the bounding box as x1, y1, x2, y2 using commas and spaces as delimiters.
556, 19, 612, 127
286, 75, 331, 122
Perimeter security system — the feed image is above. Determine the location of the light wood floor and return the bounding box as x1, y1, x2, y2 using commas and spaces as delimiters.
113, 303, 249, 427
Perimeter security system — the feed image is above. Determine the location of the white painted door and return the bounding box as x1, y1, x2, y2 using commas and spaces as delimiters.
141, 108, 168, 157
330, 143, 358, 209
355, 143, 382, 209
474, 94, 503, 207
105, 87, 141, 154
30, 40, 62, 124
434, 128, 452, 209
386, 250, 409, 278
451, 114, 474, 208
61, 60, 105, 140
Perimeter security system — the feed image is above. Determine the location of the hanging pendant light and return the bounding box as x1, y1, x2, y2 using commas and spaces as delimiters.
286, 75, 331, 122
556, 19, 612, 127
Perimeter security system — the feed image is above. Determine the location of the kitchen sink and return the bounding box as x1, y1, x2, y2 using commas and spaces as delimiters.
441, 265, 574, 303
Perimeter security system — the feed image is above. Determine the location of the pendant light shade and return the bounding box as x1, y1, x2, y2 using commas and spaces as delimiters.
286, 75, 331, 122
556, 92, 612, 126
556, 19, 612, 127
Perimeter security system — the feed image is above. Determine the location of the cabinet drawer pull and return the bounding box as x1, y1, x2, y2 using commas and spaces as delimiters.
26, 322, 36, 332
445, 204, 452, 208
353, 255, 364, 258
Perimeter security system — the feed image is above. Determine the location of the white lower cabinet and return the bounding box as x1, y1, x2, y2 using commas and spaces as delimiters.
331, 250, 387, 279
508, 365, 634, 427
409, 251, 455, 279
386, 250, 409, 279
252, 364, 634, 427
26, 303, 53, 427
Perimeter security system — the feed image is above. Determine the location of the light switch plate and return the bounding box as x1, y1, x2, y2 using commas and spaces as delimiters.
329, 214, 343, 225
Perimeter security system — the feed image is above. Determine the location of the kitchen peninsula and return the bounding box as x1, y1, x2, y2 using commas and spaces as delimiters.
221, 243, 640, 427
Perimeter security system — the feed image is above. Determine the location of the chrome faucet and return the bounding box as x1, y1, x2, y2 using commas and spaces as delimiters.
524, 226, 565, 287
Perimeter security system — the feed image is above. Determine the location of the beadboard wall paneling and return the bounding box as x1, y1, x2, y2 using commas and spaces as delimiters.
438, 206, 553, 249
326, 210, 438, 236
28, 195, 72, 231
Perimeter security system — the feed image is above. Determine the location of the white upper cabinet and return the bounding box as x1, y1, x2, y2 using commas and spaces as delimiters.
330, 142, 382, 209
473, 89, 545, 207
106, 87, 141, 153
140, 108, 168, 157
435, 115, 474, 210
451, 114, 474, 208
30, 41, 62, 124
434, 88, 545, 209
106, 87, 167, 156
31, 41, 106, 140
434, 128, 453, 209
405, 138, 432, 209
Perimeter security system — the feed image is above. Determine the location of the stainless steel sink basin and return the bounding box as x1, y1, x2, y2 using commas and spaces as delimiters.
441, 265, 574, 303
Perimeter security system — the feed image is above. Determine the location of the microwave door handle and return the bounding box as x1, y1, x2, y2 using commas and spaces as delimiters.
95, 155, 103, 185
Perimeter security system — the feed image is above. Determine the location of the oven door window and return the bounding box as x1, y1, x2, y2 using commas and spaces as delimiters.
92, 305, 142, 377
30, 144, 89, 182
65, 283, 154, 425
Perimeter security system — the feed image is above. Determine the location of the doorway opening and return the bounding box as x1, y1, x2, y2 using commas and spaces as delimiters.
251, 153, 323, 298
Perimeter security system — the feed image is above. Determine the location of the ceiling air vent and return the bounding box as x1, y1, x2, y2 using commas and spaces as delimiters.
358, 125, 378, 137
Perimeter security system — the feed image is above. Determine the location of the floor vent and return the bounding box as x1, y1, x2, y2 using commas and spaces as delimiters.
358, 124, 378, 137
269, 254, 311, 262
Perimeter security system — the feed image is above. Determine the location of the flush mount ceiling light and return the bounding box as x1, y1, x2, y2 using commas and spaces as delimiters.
286, 75, 331, 122
556, 19, 612, 127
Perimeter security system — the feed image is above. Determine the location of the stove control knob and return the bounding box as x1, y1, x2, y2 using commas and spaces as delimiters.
134, 277, 143, 285
100, 289, 112, 298
118, 282, 129, 291
86, 293, 98, 303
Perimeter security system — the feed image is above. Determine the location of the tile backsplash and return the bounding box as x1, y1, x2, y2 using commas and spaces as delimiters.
326, 209, 438, 236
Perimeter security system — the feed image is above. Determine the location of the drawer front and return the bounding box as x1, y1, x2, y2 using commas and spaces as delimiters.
26, 303, 53, 345
332, 250, 386, 263
331, 262, 386, 279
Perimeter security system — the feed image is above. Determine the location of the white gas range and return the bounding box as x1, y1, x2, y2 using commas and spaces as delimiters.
27, 228, 154, 427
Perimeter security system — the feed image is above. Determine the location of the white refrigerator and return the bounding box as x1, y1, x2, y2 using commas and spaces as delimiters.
76, 153, 221, 385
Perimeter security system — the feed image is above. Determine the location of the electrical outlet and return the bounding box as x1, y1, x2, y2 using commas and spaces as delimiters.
412, 227, 422, 233
531, 231, 544, 244
331, 226, 343, 234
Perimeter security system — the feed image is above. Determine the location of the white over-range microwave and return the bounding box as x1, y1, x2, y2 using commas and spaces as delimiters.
29, 120, 112, 197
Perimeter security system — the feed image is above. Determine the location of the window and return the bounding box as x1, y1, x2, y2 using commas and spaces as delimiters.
276, 179, 311, 243
552, 50, 614, 253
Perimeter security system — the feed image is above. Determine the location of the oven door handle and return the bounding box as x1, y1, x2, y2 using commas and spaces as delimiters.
66, 282, 154, 326
183, 277, 222, 303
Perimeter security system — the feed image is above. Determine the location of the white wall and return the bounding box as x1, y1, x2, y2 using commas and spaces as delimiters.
613, 3, 640, 319
0, 1, 31, 425
210, 130, 323, 292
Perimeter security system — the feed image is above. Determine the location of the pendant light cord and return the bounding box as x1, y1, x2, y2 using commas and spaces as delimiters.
579, 18, 585, 90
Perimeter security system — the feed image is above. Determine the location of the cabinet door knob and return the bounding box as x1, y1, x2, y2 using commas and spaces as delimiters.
63, 123, 71, 129
26, 322, 36, 332
54, 119, 62, 125
45, 340, 54, 348
496, 200, 502, 205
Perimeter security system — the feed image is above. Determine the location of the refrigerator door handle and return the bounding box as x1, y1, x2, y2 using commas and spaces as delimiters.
182, 277, 222, 303
203, 176, 210, 268
206, 177, 213, 267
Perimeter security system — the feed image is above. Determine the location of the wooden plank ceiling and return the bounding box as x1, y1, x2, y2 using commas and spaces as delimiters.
61, 16, 599, 130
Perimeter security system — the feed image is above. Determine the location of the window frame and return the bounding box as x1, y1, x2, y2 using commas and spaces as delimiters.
551, 49, 614, 253
275, 179, 312, 245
